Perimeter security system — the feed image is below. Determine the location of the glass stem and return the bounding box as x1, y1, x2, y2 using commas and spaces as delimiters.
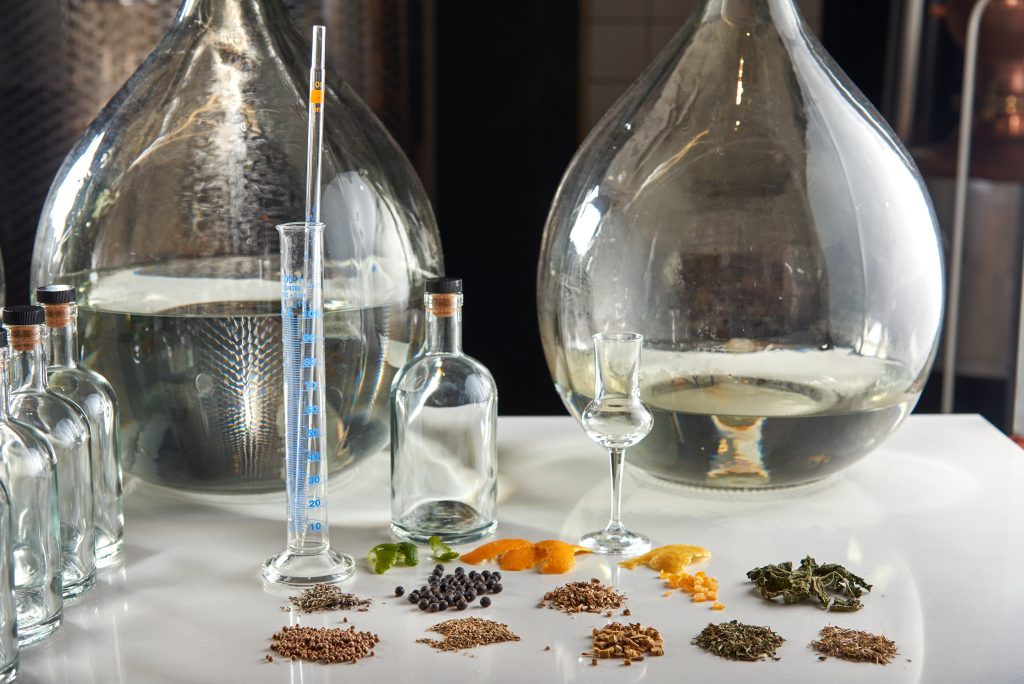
606, 447, 626, 534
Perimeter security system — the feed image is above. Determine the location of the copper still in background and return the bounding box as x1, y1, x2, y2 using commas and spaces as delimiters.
887, 0, 1024, 428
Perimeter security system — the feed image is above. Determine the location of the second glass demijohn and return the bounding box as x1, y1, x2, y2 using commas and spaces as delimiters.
538, 0, 944, 488
31, 0, 443, 493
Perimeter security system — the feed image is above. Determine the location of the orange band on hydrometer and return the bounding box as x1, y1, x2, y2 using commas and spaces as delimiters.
310, 89, 324, 104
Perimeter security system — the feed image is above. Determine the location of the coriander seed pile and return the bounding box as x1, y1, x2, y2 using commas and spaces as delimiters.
416, 617, 520, 651
270, 625, 378, 664
288, 583, 371, 613
540, 578, 626, 614
585, 622, 664, 665
812, 626, 898, 664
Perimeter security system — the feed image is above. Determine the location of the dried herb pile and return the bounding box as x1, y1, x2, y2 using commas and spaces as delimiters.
288, 583, 372, 613
585, 622, 664, 665
692, 620, 785, 661
812, 626, 898, 664
746, 556, 871, 611
539, 579, 626, 614
417, 617, 520, 651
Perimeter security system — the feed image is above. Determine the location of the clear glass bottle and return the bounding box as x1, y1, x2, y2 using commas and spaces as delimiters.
4, 306, 95, 600
37, 285, 123, 570
0, 477, 18, 681
31, 0, 443, 494
391, 278, 498, 544
0, 330, 61, 648
538, 0, 944, 488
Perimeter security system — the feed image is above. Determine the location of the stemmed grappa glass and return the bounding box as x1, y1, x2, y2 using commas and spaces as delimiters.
579, 332, 653, 555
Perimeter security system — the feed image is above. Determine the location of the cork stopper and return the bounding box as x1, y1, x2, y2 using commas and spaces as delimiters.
7, 326, 41, 352
3, 306, 45, 352
43, 304, 74, 329
425, 277, 463, 318
427, 294, 460, 318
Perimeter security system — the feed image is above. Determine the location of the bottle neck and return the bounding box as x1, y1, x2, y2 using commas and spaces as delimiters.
44, 304, 78, 369
425, 293, 463, 355
702, 0, 802, 30
7, 326, 47, 393
176, 0, 288, 29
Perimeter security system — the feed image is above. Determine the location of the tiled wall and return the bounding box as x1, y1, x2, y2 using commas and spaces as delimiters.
580, 0, 825, 133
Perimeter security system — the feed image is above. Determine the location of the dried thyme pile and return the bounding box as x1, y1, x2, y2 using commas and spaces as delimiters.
289, 583, 372, 613
417, 617, 521, 651
812, 626, 898, 664
692, 620, 785, 661
746, 556, 871, 611
539, 579, 626, 614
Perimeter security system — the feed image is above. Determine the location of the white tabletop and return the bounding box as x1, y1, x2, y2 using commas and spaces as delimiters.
17, 414, 1024, 683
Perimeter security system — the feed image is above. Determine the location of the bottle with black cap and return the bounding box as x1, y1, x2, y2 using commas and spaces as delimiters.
3, 305, 95, 601
390, 278, 498, 544
37, 284, 124, 570
0, 327, 62, 648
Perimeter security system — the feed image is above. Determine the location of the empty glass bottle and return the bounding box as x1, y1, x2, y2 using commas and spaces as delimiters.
391, 278, 498, 544
0, 330, 61, 647
37, 285, 123, 570
4, 306, 95, 600
0, 477, 18, 681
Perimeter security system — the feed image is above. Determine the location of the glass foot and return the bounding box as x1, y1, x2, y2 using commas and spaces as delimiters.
261, 547, 354, 587
580, 528, 651, 556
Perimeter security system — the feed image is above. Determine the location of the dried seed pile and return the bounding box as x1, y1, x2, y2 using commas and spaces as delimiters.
416, 617, 520, 651
585, 622, 664, 665
270, 625, 379, 664
289, 583, 371, 613
812, 626, 898, 664
540, 578, 627, 614
692, 620, 785, 661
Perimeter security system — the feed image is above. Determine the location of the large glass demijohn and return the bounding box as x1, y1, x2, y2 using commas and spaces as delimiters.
32, 0, 442, 492
538, 0, 944, 488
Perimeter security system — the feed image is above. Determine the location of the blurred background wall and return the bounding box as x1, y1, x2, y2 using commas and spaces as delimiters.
2, 0, 1016, 427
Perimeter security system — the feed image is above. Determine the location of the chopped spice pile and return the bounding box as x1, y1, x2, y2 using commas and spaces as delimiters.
812, 626, 898, 664
692, 620, 785, 662
288, 583, 372, 613
747, 556, 871, 611
619, 544, 711, 574
270, 625, 378, 664
416, 617, 520, 651
540, 579, 627, 614
585, 622, 664, 665
661, 570, 724, 610
460, 538, 591, 574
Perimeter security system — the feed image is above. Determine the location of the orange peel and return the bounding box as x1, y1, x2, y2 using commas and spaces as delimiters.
535, 540, 591, 574
460, 538, 534, 565
619, 544, 711, 573
498, 544, 545, 571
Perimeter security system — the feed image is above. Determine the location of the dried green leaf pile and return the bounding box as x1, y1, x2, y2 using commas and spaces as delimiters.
746, 556, 871, 611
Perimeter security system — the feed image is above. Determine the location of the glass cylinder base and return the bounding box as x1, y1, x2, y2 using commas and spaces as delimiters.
579, 529, 651, 556
261, 547, 354, 587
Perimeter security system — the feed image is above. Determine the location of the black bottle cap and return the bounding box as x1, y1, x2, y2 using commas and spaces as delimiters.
425, 277, 463, 294
3, 306, 45, 326
35, 284, 77, 304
